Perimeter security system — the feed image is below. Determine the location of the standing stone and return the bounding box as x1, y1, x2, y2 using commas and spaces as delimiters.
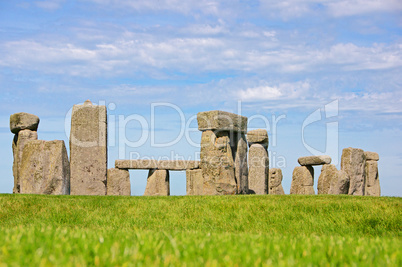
144, 169, 170, 196
290, 166, 315, 195
341, 148, 365, 196
200, 130, 237, 195
107, 168, 131, 196
197, 111, 248, 195
317, 164, 338, 194
70, 100, 107, 195
247, 129, 268, 195
234, 133, 248, 194
328, 170, 350, 195
12, 129, 38, 193
364, 152, 380, 196
10, 112, 39, 134
268, 168, 285, 195
186, 169, 203, 195
19, 140, 70, 195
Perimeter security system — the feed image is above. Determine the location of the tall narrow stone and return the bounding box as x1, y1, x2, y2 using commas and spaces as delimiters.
364, 152, 380, 196
144, 169, 170, 196
269, 168, 285, 195
12, 129, 38, 193
247, 129, 269, 195
341, 147, 365, 196
186, 169, 203, 196
19, 140, 70, 195
317, 164, 338, 194
197, 110, 247, 195
107, 168, 131, 196
290, 166, 315, 195
70, 100, 107, 195
328, 170, 350, 195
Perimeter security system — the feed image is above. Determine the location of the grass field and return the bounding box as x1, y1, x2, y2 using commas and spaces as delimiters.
0, 194, 401, 266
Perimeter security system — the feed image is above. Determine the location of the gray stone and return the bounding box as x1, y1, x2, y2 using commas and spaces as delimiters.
234, 133, 248, 194
268, 168, 285, 195
341, 147, 366, 196
186, 169, 203, 195
200, 130, 237, 195
365, 161, 380, 196
364, 151, 379, 161
248, 143, 268, 195
246, 129, 268, 147
10, 112, 40, 134
317, 164, 337, 194
298, 155, 331, 166
70, 100, 107, 195
144, 169, 170, 196
12, 129, 38, 193
19, 140, 70, 195
197, 110, 247, 133
290, 166, 315, 195
328, 170, 350, 195
115, 160, 200, 170
107, 168, 131, 196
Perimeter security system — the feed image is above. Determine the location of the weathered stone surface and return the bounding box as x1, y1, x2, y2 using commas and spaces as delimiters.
365, 161, 380, 196
269, 168, 285, 195
19, 140, 70, 195
70, 100, 107, 195
197, 110, 247, 133
248, 143, 268, 194
115, 160, 200, 170
298, 155, 331, 166
328, 170, 350, 195
144, 169, 170, 196
290, 166, 315, 195
107, 168, 131, 196
246, 129, 268, 146
186, 169, 203, 195
10, 112, 40, 134
317, 164, 337, 194
200, 130, 237, 195
234, 134, 248, 194
12, 129, 38, 193
364, 151, 379, 161
341, 147, 365, 196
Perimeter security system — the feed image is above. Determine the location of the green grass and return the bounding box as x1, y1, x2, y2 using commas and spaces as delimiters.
0, 194, 401, 266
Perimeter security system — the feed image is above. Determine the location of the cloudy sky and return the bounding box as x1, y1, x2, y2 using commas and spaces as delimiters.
1, 0, 401, 196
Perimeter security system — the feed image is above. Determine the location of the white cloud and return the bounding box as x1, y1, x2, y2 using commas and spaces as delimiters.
35, 0, 65, 10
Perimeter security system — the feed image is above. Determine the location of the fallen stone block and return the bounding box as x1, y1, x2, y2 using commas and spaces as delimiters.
107, 168, 131, 196
298, 155, 331, 166
10, 112, 39, 134
19, 140, 70, 195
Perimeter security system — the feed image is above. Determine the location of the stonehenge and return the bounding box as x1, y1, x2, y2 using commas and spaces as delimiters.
9, 104, 379, 197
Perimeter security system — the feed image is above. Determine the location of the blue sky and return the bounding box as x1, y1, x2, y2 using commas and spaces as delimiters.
1, 0, 401, 196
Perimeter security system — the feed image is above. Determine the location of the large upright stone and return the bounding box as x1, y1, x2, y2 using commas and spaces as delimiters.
248, 144, 268, 194
197, 110, 247, 133
269, 168, 285, 195
234, 133, 248, 194
144, 169, 170, 196
365, 157, 380, 196
12, 129, 38, 193
341, 147, 365, 196
317, 164, 338, 194
328, 170, 350, 195
186, 169, 203, 195
70, 100, 107, 195
107, 168, 131, 196
10, 112, 39, 134
200, 130, 237, 195
19, 140, 70, 195
290, 166, 315, 195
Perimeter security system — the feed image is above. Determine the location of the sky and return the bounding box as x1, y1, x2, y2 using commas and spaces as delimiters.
0, 0, 401, 196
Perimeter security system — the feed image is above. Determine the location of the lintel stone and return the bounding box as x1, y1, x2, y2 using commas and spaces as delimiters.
197, 110, 247, 133
115, 160, 200, 170
298, 155, 331, 166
